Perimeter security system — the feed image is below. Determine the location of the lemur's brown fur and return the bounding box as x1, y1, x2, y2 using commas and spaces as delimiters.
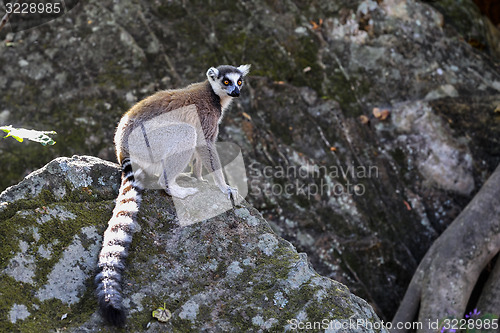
115, 80, 224, 163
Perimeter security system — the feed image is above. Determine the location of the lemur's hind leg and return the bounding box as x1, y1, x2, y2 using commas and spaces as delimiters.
161, 160, 199, 199
159, 124, 199, 199
132, 122, 199, 199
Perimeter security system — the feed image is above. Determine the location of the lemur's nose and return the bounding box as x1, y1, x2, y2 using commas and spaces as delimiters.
229, 87, 240, 97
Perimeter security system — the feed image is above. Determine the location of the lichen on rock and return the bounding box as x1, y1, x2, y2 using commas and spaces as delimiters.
0, 155, 386, 332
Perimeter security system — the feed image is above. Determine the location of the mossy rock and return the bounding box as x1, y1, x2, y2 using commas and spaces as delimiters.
0, 155, 386, 332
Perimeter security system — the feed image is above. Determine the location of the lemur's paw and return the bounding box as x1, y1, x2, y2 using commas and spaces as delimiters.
169, 186, 198, 199
195, 176, 209, 183
223, 186, 238, 201
178, 172, 194, 179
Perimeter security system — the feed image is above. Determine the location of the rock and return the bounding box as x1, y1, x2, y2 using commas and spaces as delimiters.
427, 0, 500, 59
1, 0, 499, 321
0, 156, 386, 332
389, 101, 474, 195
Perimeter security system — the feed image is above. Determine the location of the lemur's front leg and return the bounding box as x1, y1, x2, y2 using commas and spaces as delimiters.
196, 141, 238, 200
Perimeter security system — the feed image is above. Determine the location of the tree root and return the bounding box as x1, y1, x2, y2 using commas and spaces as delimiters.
476, 254, 500, 317
392, 164, 500, 332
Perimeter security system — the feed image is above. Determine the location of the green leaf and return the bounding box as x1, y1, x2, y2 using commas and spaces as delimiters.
0, 125, 56, 145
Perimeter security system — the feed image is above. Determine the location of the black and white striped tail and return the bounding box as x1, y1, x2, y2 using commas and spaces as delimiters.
95, 158, 142, 327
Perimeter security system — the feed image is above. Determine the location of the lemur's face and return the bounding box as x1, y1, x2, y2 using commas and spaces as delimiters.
207, 64, 251, 99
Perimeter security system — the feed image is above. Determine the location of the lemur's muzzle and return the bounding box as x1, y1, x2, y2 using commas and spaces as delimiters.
229, 87, 240, 97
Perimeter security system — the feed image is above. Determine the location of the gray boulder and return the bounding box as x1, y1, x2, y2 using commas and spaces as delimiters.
0, 155, 387, 332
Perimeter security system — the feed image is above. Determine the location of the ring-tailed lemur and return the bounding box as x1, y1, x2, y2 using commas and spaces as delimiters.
95, 64, 251, 326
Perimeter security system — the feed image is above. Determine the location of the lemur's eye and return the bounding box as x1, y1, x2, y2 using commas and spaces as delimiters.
223, 80, 230, 86
237, 80, 242, 86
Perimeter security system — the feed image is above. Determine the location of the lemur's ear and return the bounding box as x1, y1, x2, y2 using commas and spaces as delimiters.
206, 67, 219, 80
237, 64, 251, 76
